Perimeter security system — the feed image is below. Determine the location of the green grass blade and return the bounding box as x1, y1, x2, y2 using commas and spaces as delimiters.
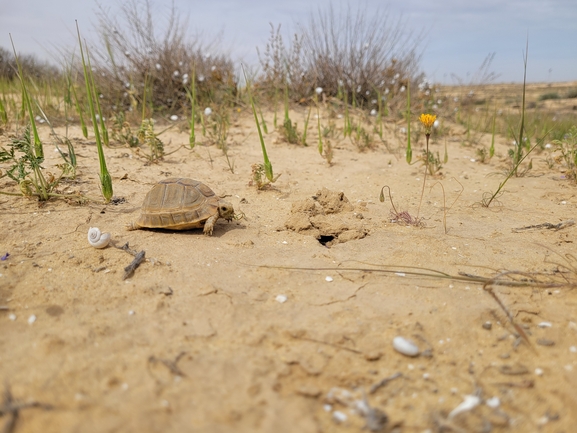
242, 65, 274, 182
405, 82, 412, 164
76, 22, 113, 202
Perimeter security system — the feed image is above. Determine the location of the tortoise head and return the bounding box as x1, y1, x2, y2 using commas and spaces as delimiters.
217, 200, 235, 221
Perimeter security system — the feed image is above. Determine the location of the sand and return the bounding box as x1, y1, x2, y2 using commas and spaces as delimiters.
1, 85, 576, 432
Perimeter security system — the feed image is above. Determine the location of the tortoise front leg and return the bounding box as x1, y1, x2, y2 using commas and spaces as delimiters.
203, 214, 218, 235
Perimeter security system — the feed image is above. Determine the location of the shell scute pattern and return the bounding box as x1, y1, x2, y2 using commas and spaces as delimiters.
128, 178, 234, 235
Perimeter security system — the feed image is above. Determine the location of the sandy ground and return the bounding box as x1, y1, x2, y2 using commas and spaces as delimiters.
1, 88, 577, 432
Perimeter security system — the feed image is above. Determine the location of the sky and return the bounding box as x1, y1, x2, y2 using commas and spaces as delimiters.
1, 0, 576, 84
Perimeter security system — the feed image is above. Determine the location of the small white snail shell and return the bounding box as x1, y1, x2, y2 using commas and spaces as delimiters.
88, 227, 111, 249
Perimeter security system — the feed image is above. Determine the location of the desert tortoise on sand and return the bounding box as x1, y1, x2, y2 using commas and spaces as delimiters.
127, 178, 234, 235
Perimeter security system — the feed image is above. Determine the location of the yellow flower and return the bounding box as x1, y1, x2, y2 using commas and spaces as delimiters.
419, 113, 437, 133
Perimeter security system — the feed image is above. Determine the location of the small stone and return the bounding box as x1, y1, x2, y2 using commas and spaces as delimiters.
128, 310, 135, 315
332, 410, 347, 423
325, 276, 333, 282
536, 338, 555, 347
482, 321, 492, 330
27, 314, 36, 324
297, 384, 321, 398
535, 368, 544, 376
363, 350, 383, 361
275, 295, 288, 303
8, 313, 16, 321
570, 346, 577, 353
393, 336, 420, 357
486, 397, 500, 408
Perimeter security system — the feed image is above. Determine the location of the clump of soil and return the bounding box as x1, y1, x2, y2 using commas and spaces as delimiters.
284, 187, 368, 246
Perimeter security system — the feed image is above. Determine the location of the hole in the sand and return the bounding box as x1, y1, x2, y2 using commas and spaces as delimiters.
317, 235, 335, 246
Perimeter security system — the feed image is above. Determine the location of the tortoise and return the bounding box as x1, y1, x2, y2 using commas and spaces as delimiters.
127, 178, 235, 235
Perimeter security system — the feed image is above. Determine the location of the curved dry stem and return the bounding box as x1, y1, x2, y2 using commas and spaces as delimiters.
429, 177, 464, 234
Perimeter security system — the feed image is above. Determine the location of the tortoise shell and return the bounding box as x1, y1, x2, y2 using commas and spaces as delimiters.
129, 178, 234, 234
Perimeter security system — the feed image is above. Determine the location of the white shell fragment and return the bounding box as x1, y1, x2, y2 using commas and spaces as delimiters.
448, 395, 480, 418
28, 314, 37, 324
393, 336, 420, 357
275, 295, 288, 303
485, 397, 500, 408
88, 227, 111, 249
538, 322, 552, 328
325, 276, 333, 282
332, 410, 347, 423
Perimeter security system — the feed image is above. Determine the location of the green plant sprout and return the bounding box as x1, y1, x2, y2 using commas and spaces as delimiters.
552, 126, 577, 183
242, 64, 278, 187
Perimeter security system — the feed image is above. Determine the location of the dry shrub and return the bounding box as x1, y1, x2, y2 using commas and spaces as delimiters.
0, 46, 60, 82
258, 4, 424, 107
92, 0, 237, 115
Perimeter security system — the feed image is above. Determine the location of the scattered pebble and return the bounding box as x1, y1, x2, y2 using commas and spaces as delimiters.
394, 272, 406, 277
486, 397, 500, 408
332, 410, 347, 423
482, 321, 492, 330
128, 310, 135, 316
393, 336, 420, 357
537, 338, 555, 347
325, 276, 333, 282
538, 322, 552, 328
169, 115, 178, 121
275, 295, 288, 303
28, 314, 36, 324
448, 395, 480, 419
323, 404, 332, 412
570, 346, 577, 353
8, 313, 16, 321
535, 368, 544, 376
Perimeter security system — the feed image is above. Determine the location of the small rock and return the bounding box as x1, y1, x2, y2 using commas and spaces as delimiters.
363, 350, 383, 361
392, 336, 420, 357
275, 295, 288, 303
537, 338, 555, 347
325, 276, 333, 282
482, 321, 492, 330
27, 314, 36, 324
297, 384, 321, 398
332, 410, 348, 423
486, 397, 500, 408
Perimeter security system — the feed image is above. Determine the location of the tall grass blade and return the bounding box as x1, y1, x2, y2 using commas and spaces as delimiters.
242, 65, 274, 182
10, 35, 42, 159
76, 22, 113, 202
405, 82, 412, 164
